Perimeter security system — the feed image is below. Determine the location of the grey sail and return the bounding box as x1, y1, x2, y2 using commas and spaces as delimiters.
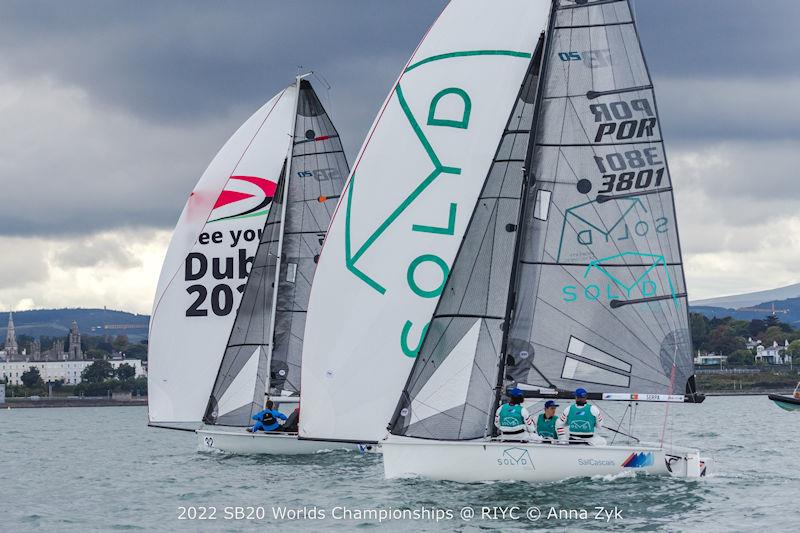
204, 80, 349, 426
271, 80, 349, 395
506, 0, 695, 399
390, 38, 544, 441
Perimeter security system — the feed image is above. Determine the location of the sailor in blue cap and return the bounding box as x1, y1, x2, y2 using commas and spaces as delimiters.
533, 400, 559, 442
556, 388, 606, 445
494, 387, 535, 440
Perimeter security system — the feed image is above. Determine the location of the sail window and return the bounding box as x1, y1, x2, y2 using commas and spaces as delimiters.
286, 263, 297, 283
533, 190, 551, 220
562, 357, 630, 388
567, 336, 631, 372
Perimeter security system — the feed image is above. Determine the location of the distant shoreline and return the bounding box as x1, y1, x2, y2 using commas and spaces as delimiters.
3, 398, 147, 409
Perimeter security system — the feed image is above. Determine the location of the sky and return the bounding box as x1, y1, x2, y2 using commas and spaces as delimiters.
0, 0, 798, 314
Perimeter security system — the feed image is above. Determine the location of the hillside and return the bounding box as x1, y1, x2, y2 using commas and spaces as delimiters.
1, 308, 149, 342
692, 283, 800, 309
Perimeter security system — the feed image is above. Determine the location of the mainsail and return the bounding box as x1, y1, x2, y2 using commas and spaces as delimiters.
148, 87, 296, 426
204, 79, 348, 426
391, 0, 697, 442
299, 0, 550, 444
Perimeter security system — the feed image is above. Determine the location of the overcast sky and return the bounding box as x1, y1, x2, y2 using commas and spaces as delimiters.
0, 0, 798, 314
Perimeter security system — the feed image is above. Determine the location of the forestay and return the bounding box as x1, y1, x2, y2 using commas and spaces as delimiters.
204, 80, 349, 427
300, 0, 550, 444
148, 87, 296, 426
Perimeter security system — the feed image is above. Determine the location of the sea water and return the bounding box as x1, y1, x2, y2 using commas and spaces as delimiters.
1, 395, 798, 532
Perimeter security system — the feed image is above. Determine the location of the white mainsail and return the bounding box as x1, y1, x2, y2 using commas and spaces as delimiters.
299, 0, 550, 443
148, 86, 297, 426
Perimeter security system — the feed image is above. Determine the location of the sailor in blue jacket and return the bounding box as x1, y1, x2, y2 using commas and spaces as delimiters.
247, 400, 287, 433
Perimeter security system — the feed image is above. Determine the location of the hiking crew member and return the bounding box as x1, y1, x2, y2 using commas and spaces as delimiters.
534, 400, 559, 442
247, 400, 287, 433
556, 388, 606, 445
494, 387, 535, 440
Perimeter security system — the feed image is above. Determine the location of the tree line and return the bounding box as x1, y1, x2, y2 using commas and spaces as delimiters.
690, 313, 800, 365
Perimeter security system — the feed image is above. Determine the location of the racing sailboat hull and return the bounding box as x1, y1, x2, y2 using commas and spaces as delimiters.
196, 426, 365, 455
381, 435, 707, 482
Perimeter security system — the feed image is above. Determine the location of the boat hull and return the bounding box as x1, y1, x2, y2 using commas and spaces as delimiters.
769, 394, 800, 411
196, 427, 365, 455
381, 435, 706, 482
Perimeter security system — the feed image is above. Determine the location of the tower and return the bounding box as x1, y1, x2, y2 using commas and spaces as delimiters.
4, 312, 19, 359
68, 320, 83, 361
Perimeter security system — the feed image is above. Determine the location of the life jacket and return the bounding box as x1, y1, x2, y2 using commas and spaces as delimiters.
566, 404, 596, 436
536, 413, 557, 439
498, 403, 524, 428
261, 410, 277, 426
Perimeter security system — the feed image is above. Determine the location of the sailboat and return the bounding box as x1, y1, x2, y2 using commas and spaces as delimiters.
149, 75, 357, 454
301, 0, 709, 481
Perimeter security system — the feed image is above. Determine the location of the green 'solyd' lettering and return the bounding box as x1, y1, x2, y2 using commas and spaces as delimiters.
562, 252, 678, 305
341, 49, 532, 358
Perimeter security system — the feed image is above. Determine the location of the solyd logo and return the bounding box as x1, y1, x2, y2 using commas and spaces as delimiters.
497, 447, 535, 470
622, 452, 654, 468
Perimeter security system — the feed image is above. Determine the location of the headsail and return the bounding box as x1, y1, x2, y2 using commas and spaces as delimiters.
300, 0, 550, 443
391, 0, 697, 442
148, 87, 296, 426
204, 79, 349, 426
390, 34, 545, 441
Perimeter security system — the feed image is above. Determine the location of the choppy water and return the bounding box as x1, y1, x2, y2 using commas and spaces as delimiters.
2, 395, 798, 532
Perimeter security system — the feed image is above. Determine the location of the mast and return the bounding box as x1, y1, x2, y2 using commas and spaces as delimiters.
490, 0, 557, 436
263, 73, 304, 400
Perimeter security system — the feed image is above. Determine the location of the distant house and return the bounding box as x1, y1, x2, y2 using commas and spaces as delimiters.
755, 340, 791, 364
694, 353, 728, 366
746, 337, 762, 350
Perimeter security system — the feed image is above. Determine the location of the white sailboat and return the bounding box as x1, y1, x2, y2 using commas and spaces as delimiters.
302, 0, 710, 481
149, 75, 358, 454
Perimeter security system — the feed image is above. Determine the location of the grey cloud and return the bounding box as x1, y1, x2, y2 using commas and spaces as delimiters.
54, 234, 141, 269
657, 79, 800, 142
636, 0, 800, 79
0, 0, 446, 129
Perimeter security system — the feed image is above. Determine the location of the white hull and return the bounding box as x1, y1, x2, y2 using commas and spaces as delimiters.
382, 435, 707, 482
196, 427, 366, 455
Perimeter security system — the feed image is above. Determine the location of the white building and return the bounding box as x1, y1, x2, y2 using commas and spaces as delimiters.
755, 340, 791, 365
0, 359, 145, 386
694, 353, 728, 366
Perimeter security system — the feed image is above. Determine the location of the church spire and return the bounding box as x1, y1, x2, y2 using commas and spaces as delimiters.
4, 312, 19, 357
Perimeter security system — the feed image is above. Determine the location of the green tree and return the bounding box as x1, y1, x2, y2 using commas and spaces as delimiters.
21, 367, 44, 389
123, 344, 147, 360
704, 325, 745, 355
760, 326, 789, 347
116, 363, 135, 381
748, 319, 766, 338
81, 360, 115, 384
690, 313, 710, 348
85, 348, 109, 360
112, 335, 129, 351
727, 349, 754, 366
